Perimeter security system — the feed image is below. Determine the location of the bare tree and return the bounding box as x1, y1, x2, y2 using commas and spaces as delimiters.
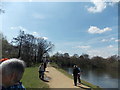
12, 30, 54, 66
36, 38, 54, 62
12, 30, 25, 58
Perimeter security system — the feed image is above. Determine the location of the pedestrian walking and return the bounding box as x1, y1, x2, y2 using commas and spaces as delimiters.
73, 65, 81, 86
38, 63, 45, 80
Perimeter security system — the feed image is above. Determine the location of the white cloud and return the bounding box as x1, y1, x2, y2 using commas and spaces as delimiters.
88, 0, 107, 13
10, 27, 17, 30
36, 36, 48, 40
33, 13, 45, 20
76, 45, 91, 49
101, 39, 108, 42
8, 40, 12, 43
10, 26, 42, 38
87, 0, 119, 13
42, 37, 48, 40
115, 39, 120, 42
110, 37, 115, 40
88, 26, 112, 34
86, 46, 117, 58
87, 49, 102, 57
101, 37, 116, 42
29, 0, 32, 2
32, 32, 38, 36
107, 45, 113, 48
19, 26, 27, 31
10, 26, 27, 32
58, 50, 63, 53
10, 26, 48, 40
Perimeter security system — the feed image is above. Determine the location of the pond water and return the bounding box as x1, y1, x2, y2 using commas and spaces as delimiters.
63, 67, 119, 88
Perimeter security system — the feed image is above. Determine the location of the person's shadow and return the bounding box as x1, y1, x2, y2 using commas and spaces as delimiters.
39, 76, 51, 82
77, 83, 91, 90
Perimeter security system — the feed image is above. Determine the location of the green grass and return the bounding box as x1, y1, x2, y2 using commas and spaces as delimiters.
21, 66, 49, 88
51, 63, 102, 90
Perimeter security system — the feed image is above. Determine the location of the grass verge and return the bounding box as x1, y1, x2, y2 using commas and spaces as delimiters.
21, 66, 49, 88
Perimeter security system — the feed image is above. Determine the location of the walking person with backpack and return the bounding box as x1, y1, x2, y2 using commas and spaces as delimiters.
73, 65, 81, 86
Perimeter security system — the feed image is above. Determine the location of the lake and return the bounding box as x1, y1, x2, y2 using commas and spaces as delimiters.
63, 67, 119, 89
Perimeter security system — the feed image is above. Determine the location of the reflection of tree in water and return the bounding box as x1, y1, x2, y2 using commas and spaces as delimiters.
82, 68, 119, 79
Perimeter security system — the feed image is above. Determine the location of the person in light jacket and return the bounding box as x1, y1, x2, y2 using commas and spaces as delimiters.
38, 63, 45, 80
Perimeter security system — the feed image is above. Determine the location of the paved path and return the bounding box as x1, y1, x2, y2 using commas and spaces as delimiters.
45, 66, 83, 89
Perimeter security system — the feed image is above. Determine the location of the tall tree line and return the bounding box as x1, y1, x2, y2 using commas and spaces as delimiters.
50, 52, 120, 70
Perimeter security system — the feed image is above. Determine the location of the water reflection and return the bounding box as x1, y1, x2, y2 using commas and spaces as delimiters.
63, 67, 119, 88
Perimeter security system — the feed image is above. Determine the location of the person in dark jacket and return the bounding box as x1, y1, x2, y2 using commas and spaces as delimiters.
73, 65, 80, 86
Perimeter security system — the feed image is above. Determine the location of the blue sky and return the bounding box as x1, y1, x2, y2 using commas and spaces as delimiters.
0, 0, 119, 58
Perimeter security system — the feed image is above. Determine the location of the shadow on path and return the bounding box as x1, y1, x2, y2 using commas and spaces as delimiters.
77, 83, 91, 90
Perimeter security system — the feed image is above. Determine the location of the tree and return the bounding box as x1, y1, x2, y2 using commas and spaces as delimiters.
108, 55, 119, 61
91, 56, 105, 68
2, 34, 18, 58
81, 53, 89, 59
12, 30, 25, 58
36, 38, 54, 62
73, 54, 79, 58
79, 55, 84, 60
0, 4, 5, 14
54, 52, 63, 57
63, 53, 69, 58
12, 30, 54, 66
0, 9, 5, 14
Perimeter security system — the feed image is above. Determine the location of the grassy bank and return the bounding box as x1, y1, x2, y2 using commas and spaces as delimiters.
51, 63, 101, 90
21, 66, 49, 88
